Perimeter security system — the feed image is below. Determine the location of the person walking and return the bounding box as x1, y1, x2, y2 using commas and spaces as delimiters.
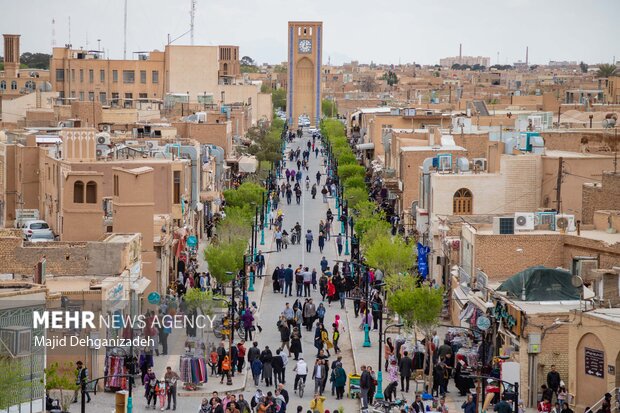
360, 365, 371, 411
311, 184, 317, 199
290, 327, 303, 360
332, 363, 347, 400
321, 186, 328, 203
312, 360, 326, 396
546, 365, 561, 402
72, 361, 91, 404
251, 357, 263, 386
399, 351, 414, 393
318, 231, 325, 253
336, 234, 343, 256
260, 346, 274, 387
143, 367, 157, 408
272, 349, 285, 387
284, 265, 294, 297
305, 230, 314, 253
274, 229, 283, 252
164, 366, 180, 410
303, 268, 312, 297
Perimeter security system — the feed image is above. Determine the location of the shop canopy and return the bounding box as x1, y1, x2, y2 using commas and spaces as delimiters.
497, 266, 580, 301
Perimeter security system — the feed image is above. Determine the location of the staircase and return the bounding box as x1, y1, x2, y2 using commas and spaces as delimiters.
585, 388, 620, 413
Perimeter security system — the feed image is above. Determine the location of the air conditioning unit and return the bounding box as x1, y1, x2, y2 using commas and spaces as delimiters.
493, 216, 515, 235
472, 158, 487, 172
96, 147, 110, 158
0, 326, 32, 356
535, 211, 556, 230
555, 214, 576, 232
96, 132, 111, 145
101, 124, 112, 133
146, 140, 159, 149
514, 212, 535, 231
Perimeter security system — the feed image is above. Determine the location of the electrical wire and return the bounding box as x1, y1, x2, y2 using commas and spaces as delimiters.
563, 172, 601, 181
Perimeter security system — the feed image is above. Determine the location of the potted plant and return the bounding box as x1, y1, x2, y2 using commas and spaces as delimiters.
45, 362, 79, 413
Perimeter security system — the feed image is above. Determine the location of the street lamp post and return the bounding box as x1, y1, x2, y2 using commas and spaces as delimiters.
375, 321, 404, 400
253, 206, 259, 259
260, 192, 265, 245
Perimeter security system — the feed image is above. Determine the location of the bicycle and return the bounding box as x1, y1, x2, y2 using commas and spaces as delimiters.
298, 376, 305, 397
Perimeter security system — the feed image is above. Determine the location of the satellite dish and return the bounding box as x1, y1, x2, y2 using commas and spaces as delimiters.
557, 217, 569, 230
571, 275, 583, 288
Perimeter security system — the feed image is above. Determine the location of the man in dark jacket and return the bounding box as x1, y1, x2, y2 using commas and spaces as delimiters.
399, 351, 414, 392
284, 265, 294, 297
247, 342, 261, 365
272, 349, 285, 386
412, 394, 425, 413
546, 365, 561, 400
360, 365, 372, 411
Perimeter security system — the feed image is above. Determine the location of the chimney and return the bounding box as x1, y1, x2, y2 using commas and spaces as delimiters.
459, 43, 462, 64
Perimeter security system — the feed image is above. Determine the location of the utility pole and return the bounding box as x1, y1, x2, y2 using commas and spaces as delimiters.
190, 0, 196, 45
556, 157, 563, 213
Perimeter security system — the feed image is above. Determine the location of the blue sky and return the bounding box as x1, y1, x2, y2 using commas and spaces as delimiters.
2, 0, 619, 65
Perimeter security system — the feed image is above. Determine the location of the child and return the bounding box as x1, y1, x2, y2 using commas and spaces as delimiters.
332, 323, 341, 354
334, 314, 345, 332
155, 379, 167, 411
209, 347, 218, 376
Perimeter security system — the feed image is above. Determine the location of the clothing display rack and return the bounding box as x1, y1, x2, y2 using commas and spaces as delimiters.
179, 354, 208, 384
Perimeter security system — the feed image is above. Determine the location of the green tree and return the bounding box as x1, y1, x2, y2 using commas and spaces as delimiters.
596, 64, 617, 78
0, 358, 33, 410
343, 187, 368, 210
19, 52, 52, 69
183, 288, 226, 316
365, 235, 415, 284
272, 89, 286, 111
322, 99, 338, 117
44, 362, 78, 412
337, 164, 365, 181
386, 281, 443, 386
337, 153, 357, 166
343, 176, 365, 190
204, 239, 246, 284
222, 183, 265, 209
215, 206, 253, 244
273, 65, 287, 73
579, 61, 588, 73
381, 71, 399, 86
260, 83, 271, 93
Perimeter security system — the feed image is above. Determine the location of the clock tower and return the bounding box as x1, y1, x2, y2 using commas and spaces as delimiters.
287, 21, 323, 129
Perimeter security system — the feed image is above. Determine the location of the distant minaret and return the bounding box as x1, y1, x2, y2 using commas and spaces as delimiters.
526, 46, 529, 67
52, 18, 56, 47
459, 43, 462, 64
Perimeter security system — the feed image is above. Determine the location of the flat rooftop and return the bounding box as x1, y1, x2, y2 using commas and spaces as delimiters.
544, 150, 614, 159
474, 228, 620, 245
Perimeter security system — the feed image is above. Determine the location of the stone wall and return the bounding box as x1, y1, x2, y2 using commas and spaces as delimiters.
582, 172, 620, 224
0, 229, 127, 277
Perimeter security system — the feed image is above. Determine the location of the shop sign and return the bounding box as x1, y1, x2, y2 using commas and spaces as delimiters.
148, 292, 161, 305
494, 302, 517, 329
476, 315, 491, 331
187, 235, 198, 248
107, 282, 124, 304
585, 347, 604, 378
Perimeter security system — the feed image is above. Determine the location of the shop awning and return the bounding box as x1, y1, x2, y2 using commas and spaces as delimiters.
459, 303, 476, 321
200, 191, 220, 202
356, 143, 375, 151
131, 277, 151, 294
238, 156, 258, 173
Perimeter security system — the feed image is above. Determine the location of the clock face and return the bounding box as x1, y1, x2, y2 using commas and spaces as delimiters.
298, 39, 312, 54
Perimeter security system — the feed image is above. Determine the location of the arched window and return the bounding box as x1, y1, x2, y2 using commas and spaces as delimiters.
86, 181, 97, 203
25, 80, 36, 91
0, 80, 5, 90
10, 81, 17, 90
453, 188, 473, 215
73, 181, 84, 203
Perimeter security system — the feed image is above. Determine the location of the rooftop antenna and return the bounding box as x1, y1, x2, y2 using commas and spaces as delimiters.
85, 30, 89, 49
459, 43, 462, 64
190, 0, 196, 45
51, 18, 56, 47
123, 0, 128, 59
68, 16, 71, 45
